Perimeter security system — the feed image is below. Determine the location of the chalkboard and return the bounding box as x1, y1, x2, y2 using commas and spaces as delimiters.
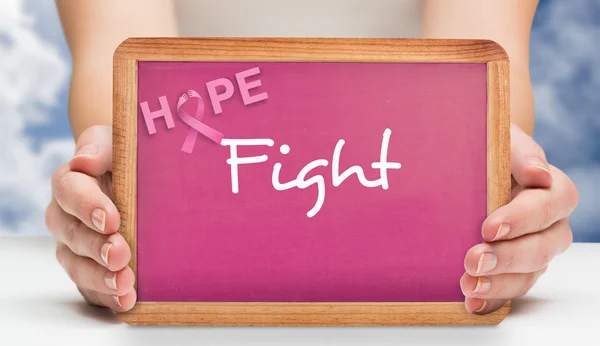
113, 38, 511, 326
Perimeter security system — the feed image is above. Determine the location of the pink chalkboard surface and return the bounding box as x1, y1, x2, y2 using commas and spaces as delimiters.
137, 60, 486, 302
113, 38, 511, 326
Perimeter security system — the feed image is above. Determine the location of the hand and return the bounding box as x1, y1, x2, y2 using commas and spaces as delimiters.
461, 124, 579, 314
45, 125, 136, 311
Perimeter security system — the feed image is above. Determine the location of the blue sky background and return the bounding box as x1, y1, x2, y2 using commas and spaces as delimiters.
1, 0, 599, 241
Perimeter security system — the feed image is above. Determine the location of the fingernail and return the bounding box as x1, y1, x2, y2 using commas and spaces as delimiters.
528, 157, 550, 173
74, 144, 98, 158
100, 243, 112, 266
105, 272, 118, 290
92, 209, 106, 233
476, 252, 497, 274
473, 277, 492, 294
476, 300, 488, 313
113, 296, 122, 307
493, 223, 511, 241
465, 299, 487, 313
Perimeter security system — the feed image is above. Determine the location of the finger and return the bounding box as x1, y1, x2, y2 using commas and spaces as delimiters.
46, 200, 130, 270
466, 220, 572, 275
465, 298, 509, 315
482, 167, 579, 241
510, 124, 552, 188
77, 287, 104, 307
56, 243, 135, 296
51, 166, 119, 234
78, 287, 137, 312
461, 267, 547, 300
70, 125, 113, 176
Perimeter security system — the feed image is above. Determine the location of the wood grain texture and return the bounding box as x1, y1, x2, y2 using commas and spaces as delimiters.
113, 58, 138, 285
113, 38, 511, 326
114, 37, 508, 63
486, 60, 512, 215
119, 302, 511, 326
484, 59, 512, 323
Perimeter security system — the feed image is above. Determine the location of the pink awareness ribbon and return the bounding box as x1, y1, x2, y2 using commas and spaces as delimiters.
177, 90, 225, 153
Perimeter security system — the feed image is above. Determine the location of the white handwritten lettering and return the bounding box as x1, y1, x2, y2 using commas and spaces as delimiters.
221, 138, 275, 194
221, 128, 401, 217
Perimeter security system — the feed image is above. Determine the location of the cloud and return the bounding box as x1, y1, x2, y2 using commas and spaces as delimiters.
0, 0, 598, 242
530, 0, 600, 241
563, 166, 600, 239
0, 0, 73, 236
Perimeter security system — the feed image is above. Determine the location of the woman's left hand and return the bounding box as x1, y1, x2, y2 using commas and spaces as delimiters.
462, 124, 579, 314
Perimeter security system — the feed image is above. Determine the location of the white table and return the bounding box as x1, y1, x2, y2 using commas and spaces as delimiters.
1, 237, 597, 346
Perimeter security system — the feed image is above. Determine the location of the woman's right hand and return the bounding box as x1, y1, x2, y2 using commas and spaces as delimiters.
45, 125, 136, 311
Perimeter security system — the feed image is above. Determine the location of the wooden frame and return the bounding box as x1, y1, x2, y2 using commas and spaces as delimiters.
113, 38, 511, 326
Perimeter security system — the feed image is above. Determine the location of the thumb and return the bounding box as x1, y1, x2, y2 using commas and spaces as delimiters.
510, 124, 552, 188
69, 125, 113, 176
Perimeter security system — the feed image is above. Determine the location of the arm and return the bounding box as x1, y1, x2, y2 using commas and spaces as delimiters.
46, 1, 178, 311
423, 0, 538, 135
56, 0, 178, 139
423, 0, 579, 315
